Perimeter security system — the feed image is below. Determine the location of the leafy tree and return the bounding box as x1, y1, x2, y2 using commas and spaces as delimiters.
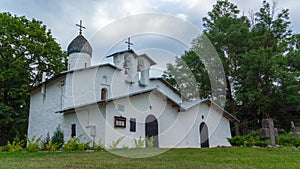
163, 50, 210, 99
0, 12, 67, 145
164, 0, 250, 135
164, 0, 300, 134
202, 0, 251, 114
235, 1, 298, 132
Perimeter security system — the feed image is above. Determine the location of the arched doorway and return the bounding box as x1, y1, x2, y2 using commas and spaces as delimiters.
101, 88, 107, 101
145, 115, 159, 147
199, 122, 209, 148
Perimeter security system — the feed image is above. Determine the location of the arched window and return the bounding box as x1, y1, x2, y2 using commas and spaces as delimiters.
101, 88, 107, 101
102, 76, 107, 84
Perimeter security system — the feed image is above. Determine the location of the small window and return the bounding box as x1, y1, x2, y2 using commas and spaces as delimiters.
71, 124, 76, 137
101, 88, 107, 101
114, 116, 126, 128
102, 76, 108, 84
84, 63, 87, 68
130, 118, 136, 132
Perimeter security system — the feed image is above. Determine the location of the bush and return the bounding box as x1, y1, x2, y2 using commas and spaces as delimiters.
42, 132, 51, 150
63, 135, 91, 151
228, 131, 268, 147
227, 136, 246, 146
277, 134, 300, 147
77, 142, 90, 151
146, 136, 154, 148
27, 135, 42, 152
7, 140, 24, 152
0, 146, 6, 152
63, 137, 79, 151
45, 141, 60, 152
254, 140, 269, 147
52, 125, 64, 149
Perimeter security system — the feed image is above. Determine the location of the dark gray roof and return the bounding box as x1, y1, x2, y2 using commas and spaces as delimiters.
55, 88, 239, 123
29, 63, 120, 92
106, 49, 137, 58
67, 35, 92, 56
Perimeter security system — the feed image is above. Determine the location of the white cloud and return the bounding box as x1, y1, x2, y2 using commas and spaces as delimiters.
176, 13, 188, 21
1, 0, 299, 57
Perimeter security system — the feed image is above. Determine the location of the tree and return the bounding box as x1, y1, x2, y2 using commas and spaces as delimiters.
235, 1, 298, 132
202, 0, 251, 114
164, 0, 250, 111
164, 0, 300, 134
0, 13, 67, 145
163, 50, 210, 99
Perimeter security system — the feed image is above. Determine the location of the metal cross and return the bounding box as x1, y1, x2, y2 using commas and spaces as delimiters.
125, 37, 133, 50
76, 20, 86, 35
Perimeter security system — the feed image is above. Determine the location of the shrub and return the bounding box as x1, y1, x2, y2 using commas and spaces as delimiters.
228, 131, 268, 147
42, 132, 51, 150
63, 137, 79, 151
45, 141, 60, 152
63, 135, 91, 151
134, 136, 144, 148
7, 140, 24, 152
146, 136, 154, 148
228, 136, 246, 146
0, 146, 6, 152
27, 135, 42, 152
52, 125, 64, 149
254, 140, 269, 147
78, 142, 91, 151
277, 134, 300, 147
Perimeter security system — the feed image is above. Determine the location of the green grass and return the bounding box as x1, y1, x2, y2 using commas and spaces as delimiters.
0, 148, 299, 169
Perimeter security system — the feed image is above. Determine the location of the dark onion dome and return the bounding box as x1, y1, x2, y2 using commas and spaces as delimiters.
67, 35, 92, 56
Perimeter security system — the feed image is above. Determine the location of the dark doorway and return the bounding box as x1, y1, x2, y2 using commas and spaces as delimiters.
145, 115, 159, 147
101, 88, 107, 101
71, 124, 76, 138
200, 122, 209, 148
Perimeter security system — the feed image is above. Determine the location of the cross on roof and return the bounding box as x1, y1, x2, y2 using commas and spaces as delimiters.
76, 20, 86, 35
125, 37, 133, 50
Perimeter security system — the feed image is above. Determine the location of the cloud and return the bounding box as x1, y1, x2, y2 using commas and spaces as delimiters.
89, 13, 201, 64
1, 0, 300, 64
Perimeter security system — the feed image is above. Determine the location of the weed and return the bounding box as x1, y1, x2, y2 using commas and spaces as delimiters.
108, 136, 125, 149
133, 136, 144, 148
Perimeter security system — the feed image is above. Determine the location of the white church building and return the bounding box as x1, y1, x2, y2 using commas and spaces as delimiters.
27, 28, 239, 148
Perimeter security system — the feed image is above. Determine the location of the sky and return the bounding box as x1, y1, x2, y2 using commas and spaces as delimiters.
1, 0, 299, 74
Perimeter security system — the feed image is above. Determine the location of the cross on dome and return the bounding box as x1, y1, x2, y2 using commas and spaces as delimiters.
76, 20, 86, 35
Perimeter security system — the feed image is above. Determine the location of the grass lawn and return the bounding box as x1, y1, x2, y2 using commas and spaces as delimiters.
0, 147, 299, 169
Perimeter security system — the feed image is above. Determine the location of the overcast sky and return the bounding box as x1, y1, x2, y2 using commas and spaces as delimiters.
1, 0, 299, 73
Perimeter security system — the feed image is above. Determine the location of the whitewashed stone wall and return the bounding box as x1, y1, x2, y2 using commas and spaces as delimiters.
28, 77, 65, 139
